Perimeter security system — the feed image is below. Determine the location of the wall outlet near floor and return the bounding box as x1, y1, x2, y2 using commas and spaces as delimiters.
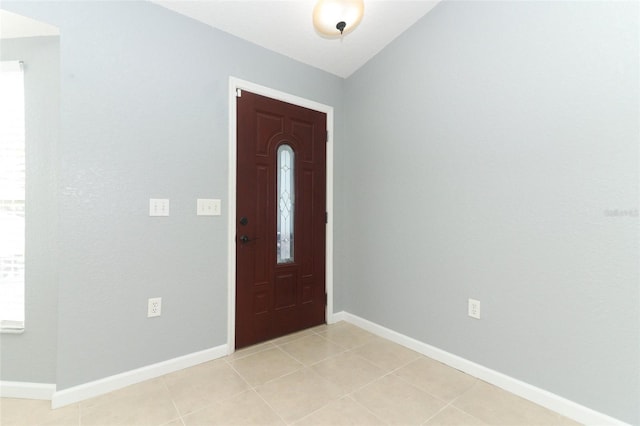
148, 297, 162, 317
468, 298, 481, 319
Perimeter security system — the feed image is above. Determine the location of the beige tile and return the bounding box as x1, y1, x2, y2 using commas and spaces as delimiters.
160, 421, 184, 426
424, 406, 487, 426
395, 357, 477, 401
294, 396, 386, 426
351, 336, 421, 371
2, 325, 577, 426
42, 414, 81, 426
80, 378, 167, 410
308, 323, 329, 333
0, 398, 79, 426
230, 347, 303, 386
270, 328, 316, 345
352, 374, 446, 425
256, 368, 344, 423
227, 341, 276, 361
317, 322, 376, 350
183, 390, 284, 426
279, 334, 346, 366
163, 360, 249, 415
163, 358, 225, 381
311, 351, 386, 393
452, 381, 580, 426
80, 378, 179, 426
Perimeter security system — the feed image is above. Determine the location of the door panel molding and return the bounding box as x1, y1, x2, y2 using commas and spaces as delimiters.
227, 77, 334, 353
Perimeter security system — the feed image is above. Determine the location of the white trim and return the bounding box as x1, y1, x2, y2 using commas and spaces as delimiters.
338, 312, 630, 426
329, 310, 346, 324
0, 60, 23, 72
0, 320, 25, 334
51, 344, 227, 408
0, 381, 55, 400
227, 77, 335, 353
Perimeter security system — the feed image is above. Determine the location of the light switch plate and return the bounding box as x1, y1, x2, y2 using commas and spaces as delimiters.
149, 199, 169, 216
197, 199, 221, 216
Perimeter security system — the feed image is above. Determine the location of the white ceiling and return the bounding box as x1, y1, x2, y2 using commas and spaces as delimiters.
151, 0, 440, 78
0, 9, 59, 39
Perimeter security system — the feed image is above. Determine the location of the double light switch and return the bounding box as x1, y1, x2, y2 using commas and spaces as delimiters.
197, 199, 221, 216
149, 199, 170, 216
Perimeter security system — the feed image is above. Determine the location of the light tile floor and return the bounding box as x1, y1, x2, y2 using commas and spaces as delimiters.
0, 322, 581, 426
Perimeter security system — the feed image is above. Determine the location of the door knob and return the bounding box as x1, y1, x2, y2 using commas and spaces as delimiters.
239, 235, 258, 244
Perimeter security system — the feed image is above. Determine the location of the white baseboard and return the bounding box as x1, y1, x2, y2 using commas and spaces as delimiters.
327, 311, 344, 324
327, 310, 346, 324
0, 381, 55, 400
51, 344, 228, 409
337, 311, 629, 426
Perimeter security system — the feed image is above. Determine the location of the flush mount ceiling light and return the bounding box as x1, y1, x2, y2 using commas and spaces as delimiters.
313, 0, 365, 37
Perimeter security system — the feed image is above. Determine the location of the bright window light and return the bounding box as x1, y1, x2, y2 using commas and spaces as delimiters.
0, 60, 26, 332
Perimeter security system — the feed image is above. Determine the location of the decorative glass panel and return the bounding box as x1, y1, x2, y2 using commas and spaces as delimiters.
277, 145, 294, 264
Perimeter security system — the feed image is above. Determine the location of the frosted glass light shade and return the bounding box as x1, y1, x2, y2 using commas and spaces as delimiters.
312, 0, 364, 37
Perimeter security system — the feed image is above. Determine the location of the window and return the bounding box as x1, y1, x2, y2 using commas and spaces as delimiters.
277, 144, 294, 264
0, 61, 26, 332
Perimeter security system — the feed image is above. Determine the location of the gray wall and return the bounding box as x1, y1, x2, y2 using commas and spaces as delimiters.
0, 36, 60, 384
1, 1, 344, 390
342, 1, 639, 424
1, 1, 637, 424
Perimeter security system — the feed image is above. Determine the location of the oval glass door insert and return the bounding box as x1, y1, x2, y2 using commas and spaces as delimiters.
277, 144, 294, 263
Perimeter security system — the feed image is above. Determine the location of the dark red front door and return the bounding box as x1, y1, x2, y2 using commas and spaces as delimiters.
235, 90, 327, 349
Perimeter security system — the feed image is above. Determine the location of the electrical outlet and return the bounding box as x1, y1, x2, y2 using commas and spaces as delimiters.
468, 298, 481, 319
148, 297, 162, 317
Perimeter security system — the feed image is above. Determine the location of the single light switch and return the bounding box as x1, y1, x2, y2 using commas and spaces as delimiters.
197, 199, 221, 216
149, 199, 170, 216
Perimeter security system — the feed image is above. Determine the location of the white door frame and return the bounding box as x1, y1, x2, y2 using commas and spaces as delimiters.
227, 77, 335, 353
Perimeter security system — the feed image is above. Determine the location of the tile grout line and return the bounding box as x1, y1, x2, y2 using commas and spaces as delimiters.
339, 353, 468, 426
421, 401, 454, 425
224, 342, 277, 362
158, 375, 185, 426
273, 326, 374, 423
224, 323, 353, 425
342, 393, 392, 425
273, 343, 310, 367
292, 344, 393, 423
388, 360, 485, 425
161, 362, 249, 423
227, 344, 306, 389
76, 399, 82, 426
225, 356, 290, 426
438, 380, 489, 425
